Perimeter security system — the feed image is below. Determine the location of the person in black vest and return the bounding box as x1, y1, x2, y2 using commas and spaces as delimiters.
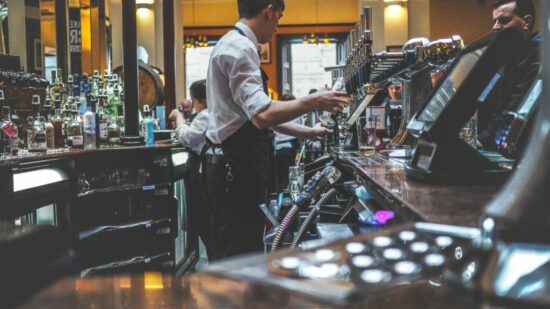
169, 80, 212, 259
204, 0, 348, 260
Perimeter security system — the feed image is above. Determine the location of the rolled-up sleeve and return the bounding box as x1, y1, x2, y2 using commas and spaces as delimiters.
226, 47, 271, 119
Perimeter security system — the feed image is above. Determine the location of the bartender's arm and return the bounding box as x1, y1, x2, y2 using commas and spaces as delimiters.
272, 122, 329, 140
225, 50, 348, 130
251, 90, 348, 129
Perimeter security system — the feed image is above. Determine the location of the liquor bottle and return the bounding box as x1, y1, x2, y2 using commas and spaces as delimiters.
91, 70, 100, 97
0, 106, 19, 156
63, 99, 74, 147
43, 98, 55, 150
66, 74, 74, 104
27, 95, 47, 152
8, 96, 21, 129
90, 96, 101, 148
83, 99, 97, 150
69, 104, 84, 149
108, 85, 122, 117
52, 94, 65, 148
49, 69, 66, 102
142, 105, 155, 146
79, 73, 89, 116
0, 90, 7, 154
97, 95, 109, 144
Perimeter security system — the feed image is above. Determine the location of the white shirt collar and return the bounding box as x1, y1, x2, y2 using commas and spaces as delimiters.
235, 21, 259, 49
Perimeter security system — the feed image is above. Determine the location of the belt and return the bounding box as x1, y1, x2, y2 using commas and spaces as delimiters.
204, 153, 225, 165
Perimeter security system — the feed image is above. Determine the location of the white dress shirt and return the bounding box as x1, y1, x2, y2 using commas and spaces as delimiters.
206, 22, 272, 144
175, 109, 208, 155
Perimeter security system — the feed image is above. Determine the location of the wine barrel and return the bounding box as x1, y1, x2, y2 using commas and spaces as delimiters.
113, 62, 165, 112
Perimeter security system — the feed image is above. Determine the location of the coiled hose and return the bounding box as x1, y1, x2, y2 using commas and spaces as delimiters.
290, 188, 338, 248
271, 205, 300, 253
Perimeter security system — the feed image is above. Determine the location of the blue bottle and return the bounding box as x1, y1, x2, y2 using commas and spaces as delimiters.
143, 105, 155, 146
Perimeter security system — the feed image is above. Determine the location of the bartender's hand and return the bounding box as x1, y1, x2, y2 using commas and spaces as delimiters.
310, 89, 349, 114
307, 123, 332, 141
169, 109, 185, 128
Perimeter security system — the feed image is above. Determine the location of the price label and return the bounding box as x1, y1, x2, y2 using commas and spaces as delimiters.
1, 124, 17, 138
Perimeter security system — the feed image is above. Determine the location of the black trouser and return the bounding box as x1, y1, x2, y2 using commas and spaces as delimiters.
203, 154, 266, 260
184, 152, 213, 260
274, 140, 299, 192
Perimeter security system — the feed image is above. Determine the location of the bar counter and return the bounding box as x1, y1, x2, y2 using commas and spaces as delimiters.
0, 142, 181, 169
335, 150, 503, 227
16, 267, 490, 308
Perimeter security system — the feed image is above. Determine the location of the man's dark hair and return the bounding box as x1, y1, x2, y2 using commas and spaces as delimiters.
237, 0, 285, 19
190, 79, 207, 103
494, 0, 536, 29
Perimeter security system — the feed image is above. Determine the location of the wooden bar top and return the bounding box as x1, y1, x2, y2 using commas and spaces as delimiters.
15, 271, 484, 309
0, 142, 180, 168
335, 150, 503, 227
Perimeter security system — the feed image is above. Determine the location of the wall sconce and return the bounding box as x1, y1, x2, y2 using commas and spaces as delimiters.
136, 0, 154, 9
383, 0, 407, 5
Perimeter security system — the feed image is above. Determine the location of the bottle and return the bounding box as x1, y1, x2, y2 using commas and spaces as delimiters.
52, 94, 65, 148
142, 105, 155, 146
43, 98, 55, 150
91, 70, 100, 96
63, 99, 74, 147
69, 104, 84, 149
97, 95, 109, 144
268, 193, 280, 219
27, 95, 47, 152
0, 90, 19, 156
83, 99, 97, 150
63, 74, 74, 105
90, 96, 101, 148
79, 73, 89, 116
1, 106, 19, 156
49, 69, 66, 102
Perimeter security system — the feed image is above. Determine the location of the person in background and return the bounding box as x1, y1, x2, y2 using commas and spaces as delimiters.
478, 0, 539, 149
180, 99, 194, 122
203, 0, 348, 260
385, 80, 402, 104
274, 93, 301, 192
169, 79, 213, 260
384, 80, 403, 139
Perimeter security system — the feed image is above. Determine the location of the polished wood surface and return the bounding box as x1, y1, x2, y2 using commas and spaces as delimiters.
0, 142, 179, 168
16, 271, 486, 309
337, 151, 501, 227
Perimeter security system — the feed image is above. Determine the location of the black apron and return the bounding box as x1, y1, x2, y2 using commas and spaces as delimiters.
203, 26, 270, 259
223, 25, 270, 206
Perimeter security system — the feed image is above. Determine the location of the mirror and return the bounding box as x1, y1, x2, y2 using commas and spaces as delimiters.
0, 0, 111, 78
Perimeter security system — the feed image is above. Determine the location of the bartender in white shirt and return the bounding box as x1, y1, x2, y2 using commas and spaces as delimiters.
169, 79, 212, 259
204, 0, 349, 260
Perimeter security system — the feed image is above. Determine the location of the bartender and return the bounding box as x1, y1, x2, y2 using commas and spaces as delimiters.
204, 0, 348, 260
478, 0, 539, 149
169, 79, 212, 259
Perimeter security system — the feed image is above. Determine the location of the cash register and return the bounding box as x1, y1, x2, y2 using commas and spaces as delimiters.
406, 27, 524, 183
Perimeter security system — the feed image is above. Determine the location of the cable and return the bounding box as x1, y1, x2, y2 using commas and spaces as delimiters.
271, 205, 300, 253
290, 188, 337, 248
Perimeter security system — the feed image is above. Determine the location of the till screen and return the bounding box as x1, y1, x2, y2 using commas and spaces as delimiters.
417, 46, 487, 122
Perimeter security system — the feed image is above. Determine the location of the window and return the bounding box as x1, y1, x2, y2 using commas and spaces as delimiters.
290, 43, 337, 98
184, 46, 214, 99
279, 34, 346, 98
